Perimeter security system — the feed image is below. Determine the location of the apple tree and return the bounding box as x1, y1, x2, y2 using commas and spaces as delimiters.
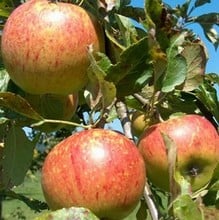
0, 0, 219, 219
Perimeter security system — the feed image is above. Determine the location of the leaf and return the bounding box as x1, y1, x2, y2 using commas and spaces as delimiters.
144, 0, 163, 29
0, 92, 43, 121
122, 201, 148, 220
34, 207, 99, 220
2, 189, 48, 212
85, 51, 116, 110
0, 69, 10, 92
161, 132, 180, 197
194, 80, 219, 124
2, 125, 35, 188
194, 13, 219, 49
162, 56, 187, 93
173, 194, 204, 220
158, 92, 198, 120
161, 33, 187, 93
114, 13, 138, 47
181, 42, 207, 91
106, 37, 152, 96
194, 0, 211, 8
0, 3, 13, 18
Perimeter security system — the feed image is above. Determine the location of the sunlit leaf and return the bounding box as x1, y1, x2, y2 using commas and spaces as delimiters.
161, 33, 187, 92
115, 13, 138, 47
34, 207, 99, 220
2, 125, 35, 188
173, 194, 203, 220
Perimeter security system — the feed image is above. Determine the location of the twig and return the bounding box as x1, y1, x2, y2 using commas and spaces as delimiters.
31, 119, 91, 130
94, 98, 117, 128
133, 93, 149, 106
115, 101, 134, 141
144, 182, 159, 220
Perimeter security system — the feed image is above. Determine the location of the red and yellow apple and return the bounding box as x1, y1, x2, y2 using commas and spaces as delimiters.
24, 93, 78, 132
138, 114, 219, 192
41, 129, 146, 220
1, 0, 105, 95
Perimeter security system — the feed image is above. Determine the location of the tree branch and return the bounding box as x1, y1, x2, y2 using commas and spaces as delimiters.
115, 101, 134, 141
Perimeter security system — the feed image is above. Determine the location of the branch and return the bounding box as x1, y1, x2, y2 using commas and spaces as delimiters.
115, 101, 134, 141
94, 98, 117, 128
144, 182, 159, 220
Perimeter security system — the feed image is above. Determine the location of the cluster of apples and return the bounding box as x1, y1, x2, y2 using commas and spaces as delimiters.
1, 0, 219, 219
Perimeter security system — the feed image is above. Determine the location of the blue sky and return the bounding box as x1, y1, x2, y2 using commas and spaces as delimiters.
131, 0, 219, 91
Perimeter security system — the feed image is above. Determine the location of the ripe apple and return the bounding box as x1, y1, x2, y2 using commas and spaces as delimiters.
1, 0, 105, 95
24, 93, 78, 132
138, 114, 219, 192
41, 129, 146, 220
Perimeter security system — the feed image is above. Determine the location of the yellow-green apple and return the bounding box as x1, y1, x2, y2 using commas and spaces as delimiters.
24, 93, 78, 132
41, 129, 146, 220
138, 114, 219, 192
131, 111, 156, 137
1, 0, 105, 95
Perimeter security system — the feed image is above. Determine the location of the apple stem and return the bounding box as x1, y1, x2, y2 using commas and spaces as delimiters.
143, 182, 159, 220
31, 119, 91, 130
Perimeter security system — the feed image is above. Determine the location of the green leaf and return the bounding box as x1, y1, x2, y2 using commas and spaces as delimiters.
106, 37, 152, 96
0, 92, 43, 121
194, 13, 219, 49
2, 125, 35, 188
158, 92, 198, 120
114, 14, 138, 47
106, 37, 149, 83
194, 80, 219, 123
85, 51, 116, 110
144, 0, 163, 29
34, 207, 99, 220
194, 0, 211, 8
0, 3, 13, 18
162, 55, 187, 93
181, 42, 207, 91
123, 201, 148, 220
173, 194, 204, 220
161, 33, 187, 93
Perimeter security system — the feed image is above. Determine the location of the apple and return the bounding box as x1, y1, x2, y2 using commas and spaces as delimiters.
24, 93, 78, 132
138, 114, 219, 192
41, 129, 146, 220
130, 111, 156, 137
1, 0, 105, 95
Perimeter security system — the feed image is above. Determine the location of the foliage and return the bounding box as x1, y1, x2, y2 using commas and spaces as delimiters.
0, 0, 218, 219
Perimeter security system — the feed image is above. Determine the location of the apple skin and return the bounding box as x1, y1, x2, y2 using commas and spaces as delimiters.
138, 114, 219, 192
1, 0, 105, 95
24, 93, 78, 132
41, 129, 146, 220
